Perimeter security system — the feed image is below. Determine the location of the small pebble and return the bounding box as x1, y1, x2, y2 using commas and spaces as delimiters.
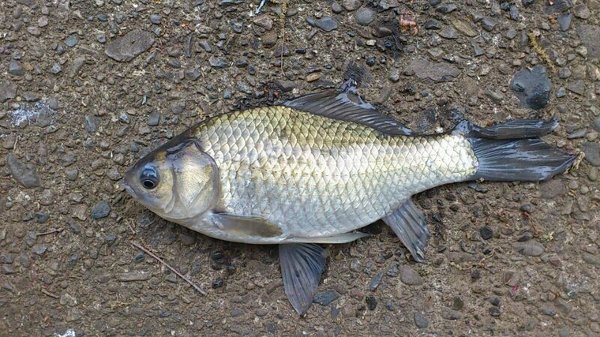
65, 35, 79, 47
414, 312, 429, 328
91, 200, 111, 219
355, 7, 375, 26
399, 265, 423, 285
313, 290, 340, 306
150, 14, 161, 24
480, 226, 493, 240
365, 295, 377, 310
513, 240, 544, 256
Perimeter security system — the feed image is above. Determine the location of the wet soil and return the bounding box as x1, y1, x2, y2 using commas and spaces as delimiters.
1, 0, 599, 336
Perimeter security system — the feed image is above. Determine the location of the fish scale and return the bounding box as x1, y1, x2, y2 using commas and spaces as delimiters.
197, 106, 477, 241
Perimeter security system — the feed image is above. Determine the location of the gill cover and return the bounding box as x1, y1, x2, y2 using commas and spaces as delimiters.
164, 140, 220, 220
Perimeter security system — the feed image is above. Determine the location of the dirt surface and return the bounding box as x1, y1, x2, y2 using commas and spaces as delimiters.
1, 0, 599, 336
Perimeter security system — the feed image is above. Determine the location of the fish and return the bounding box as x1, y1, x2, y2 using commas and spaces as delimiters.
123, 85, 576, 315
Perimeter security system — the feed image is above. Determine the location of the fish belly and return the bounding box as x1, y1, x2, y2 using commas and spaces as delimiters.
200, 107, 477, 240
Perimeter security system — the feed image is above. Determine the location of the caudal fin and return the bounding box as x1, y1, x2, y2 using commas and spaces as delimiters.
454, 118, 576, 182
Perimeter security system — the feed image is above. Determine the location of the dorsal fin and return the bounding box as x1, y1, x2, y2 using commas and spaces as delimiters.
283, 88, 413, 136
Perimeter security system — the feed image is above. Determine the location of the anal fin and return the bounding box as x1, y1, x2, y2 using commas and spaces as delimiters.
382, 199, 429, 262
279, 243, 327, 315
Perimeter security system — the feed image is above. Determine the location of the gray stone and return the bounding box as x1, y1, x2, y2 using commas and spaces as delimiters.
355, 7, 375, 26
436, 3, 457, 14
105, 30, 155, 62
481, 17, 497, 31
513, 240, 545, 256
407, 58, 460, 82
343, 0, 361, 11
399, 265, 423, 285
0, 81, 17, 102
566, 80, 585, 96
369, 271, 384, 291
84, 115, 99, 133
91, 200, 111, 219
8, 60, 24, 76
593, 117, 600, 132
314, 16, 338, 32
32, 244, 47, 255
510, 65, 551, 110
424, 19, 442, 30
414, 312, 429, 328
583, 142, 600, 166
50, 63, 62, 74
7, 153, 40, 188
441, 308, 462, 320
439, 26, 458, 39
64, 35, 79, 47
313, 290, 340, 306
147, 110, 160, 126
577, 24, 600, 58
573, 4, 590, 19
209, 56, 227, 68
150, 14, 161, 24
557, 13, 572, 31
540, 179, 567, 199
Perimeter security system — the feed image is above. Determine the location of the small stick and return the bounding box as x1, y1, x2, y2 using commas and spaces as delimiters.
130, 241, 207, 295
126, 219, 136, 235
41, 288, 59, 299
37, 228, 63, 236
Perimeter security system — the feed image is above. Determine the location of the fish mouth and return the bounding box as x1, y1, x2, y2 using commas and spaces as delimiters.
120, 180, 136, 198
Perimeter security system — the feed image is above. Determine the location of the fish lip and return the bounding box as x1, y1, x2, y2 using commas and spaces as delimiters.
120, 180, 136, 197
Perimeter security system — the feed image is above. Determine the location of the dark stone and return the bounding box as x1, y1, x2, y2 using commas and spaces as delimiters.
480, 226, 493, 240
424, 19, 441, 30
212, 278, 224, 289
436, 3, 457, 14
313, 290, 340, 306
481, 17, 497, 31
369, 271, 384, 291
313, 16, 338, 32
510, 65, 551, 110
7, 153, 40, 188
209, 56, 227, 68
105, 30, 155, 62
582, 142, 600, 166
365, 295, 377, 310
91, 200, 111, 219
147, 110, 160, 126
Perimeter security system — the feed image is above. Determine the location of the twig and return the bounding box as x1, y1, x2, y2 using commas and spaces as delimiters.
37, 228, 63, 236
126, 219, 136, 235
130, 241, 207, 295
41, 288, 59, 299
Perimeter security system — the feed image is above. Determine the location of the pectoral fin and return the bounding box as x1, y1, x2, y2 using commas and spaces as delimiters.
210, 213, 283, 238
383, 199, 429, 262
279, 243, 327, 315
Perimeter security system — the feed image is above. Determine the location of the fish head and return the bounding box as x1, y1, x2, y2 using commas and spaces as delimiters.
123, 138, 219, 221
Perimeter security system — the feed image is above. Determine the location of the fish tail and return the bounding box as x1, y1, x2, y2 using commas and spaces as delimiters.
453, 118, 576, 182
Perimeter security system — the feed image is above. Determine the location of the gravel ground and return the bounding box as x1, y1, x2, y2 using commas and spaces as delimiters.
1, 0, 599, 336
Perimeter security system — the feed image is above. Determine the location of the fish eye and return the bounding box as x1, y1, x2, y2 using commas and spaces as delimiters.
140, 165, 160, 190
